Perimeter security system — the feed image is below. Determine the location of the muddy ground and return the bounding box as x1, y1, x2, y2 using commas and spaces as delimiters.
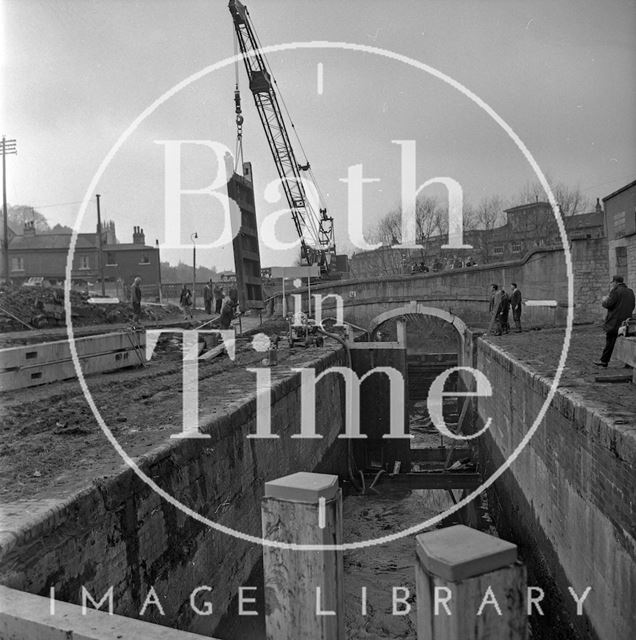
0, 318, 302, 503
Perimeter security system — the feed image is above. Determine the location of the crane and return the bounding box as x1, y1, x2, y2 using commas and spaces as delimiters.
228, 0, 336, 271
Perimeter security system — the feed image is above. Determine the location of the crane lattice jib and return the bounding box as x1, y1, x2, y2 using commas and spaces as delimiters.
229, 0, 334, 266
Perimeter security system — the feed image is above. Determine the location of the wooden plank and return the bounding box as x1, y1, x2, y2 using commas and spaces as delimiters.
410, 447, 471, 463
384, 472, 481, 491
594, 374, 633, 383
350, 344, 411, 470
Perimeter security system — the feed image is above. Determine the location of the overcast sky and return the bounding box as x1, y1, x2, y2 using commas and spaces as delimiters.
3, 0, 636, 270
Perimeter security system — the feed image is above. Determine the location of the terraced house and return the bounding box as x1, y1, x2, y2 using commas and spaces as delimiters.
6, 222, 161, 291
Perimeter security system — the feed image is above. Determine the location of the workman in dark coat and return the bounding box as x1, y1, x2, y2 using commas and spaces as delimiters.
131, 277, 142, 323
594, 275, 635, 367
510, 283, 522, 332
488, 284, 503, 335
500, 289, 510, 334
219, 295, 237, 330
213, 283, 223, 314
203, 279, 214, 315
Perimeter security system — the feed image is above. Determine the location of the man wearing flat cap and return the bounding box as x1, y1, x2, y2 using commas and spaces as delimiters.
594, 275, 635, 367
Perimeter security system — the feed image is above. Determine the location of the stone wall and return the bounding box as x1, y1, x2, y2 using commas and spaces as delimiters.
0, 348, 349, 636
609, 235, 636, 288
275, 242, 608, 330
572, 237, 610, 318
629, 236, 636, 289
471, 337, 635, 640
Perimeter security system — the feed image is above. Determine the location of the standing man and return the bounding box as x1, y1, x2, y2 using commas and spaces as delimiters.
488, 284, 503, 335
510, 283, 522, 332
500, 287, 510, 334
219, 293, 237, 330
203, 279, 214, 315
131, 277, 142, 324
180, 285, 193, 320
594, 275, 635, 367
213, 282, 224, 314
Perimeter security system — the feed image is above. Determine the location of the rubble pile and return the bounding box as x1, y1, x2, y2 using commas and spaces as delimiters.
0, 284, 179, 331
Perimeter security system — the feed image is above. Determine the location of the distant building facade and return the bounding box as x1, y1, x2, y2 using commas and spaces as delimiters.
603, 179, 636, 286
350, 200, 605, 277
7, 222, 161, 288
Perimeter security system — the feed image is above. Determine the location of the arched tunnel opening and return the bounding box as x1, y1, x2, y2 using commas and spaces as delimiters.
371, 312, 461, 442
362, 310, 478, 482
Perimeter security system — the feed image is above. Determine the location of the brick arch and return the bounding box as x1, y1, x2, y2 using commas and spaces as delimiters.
368, 301, 468, 346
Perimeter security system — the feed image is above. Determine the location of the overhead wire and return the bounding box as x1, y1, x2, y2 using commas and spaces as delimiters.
21, 200, 86, 210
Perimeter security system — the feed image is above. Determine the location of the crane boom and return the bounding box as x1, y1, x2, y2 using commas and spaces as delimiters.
228, 0, 335, 269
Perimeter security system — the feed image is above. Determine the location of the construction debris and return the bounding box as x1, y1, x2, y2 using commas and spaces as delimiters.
0, 284, 180, 332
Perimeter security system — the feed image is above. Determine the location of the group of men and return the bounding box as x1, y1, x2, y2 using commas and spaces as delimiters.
486, 275, 634, 368
488, 282, 522, 335
203, 280, 224, 315
130, 277, 238, 330
203, 279, 239, 330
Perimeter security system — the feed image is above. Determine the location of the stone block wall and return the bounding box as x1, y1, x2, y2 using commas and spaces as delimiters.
571, 237, 609, 322
471, 338, 635, 640
0, 348, 349, 636
274, 241, 608, 330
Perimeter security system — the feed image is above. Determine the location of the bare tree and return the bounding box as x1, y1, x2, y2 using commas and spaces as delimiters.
517, 178, 590, 216
373, 207, 402, 246
474, 195, 507, 230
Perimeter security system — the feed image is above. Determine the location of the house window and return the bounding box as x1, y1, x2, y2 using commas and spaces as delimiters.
614, 210, 626, 238
616, 246, 627, 268
139, 254, 150, 265
492, 246, 504, 256
79, 255, 90, 270
11, 256, 24, 272
511, 242, 522, 253
106, 252, 117, 265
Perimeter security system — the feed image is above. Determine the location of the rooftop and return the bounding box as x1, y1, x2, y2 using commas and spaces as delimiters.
602, 179, 636, 203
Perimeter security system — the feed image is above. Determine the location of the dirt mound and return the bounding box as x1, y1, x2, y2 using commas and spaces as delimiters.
0, 284, 180, 331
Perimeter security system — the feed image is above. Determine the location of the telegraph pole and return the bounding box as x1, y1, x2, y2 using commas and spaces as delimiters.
2, 136, 17, 283
191, 231, 198, 308
155, 239, 163, 303
95, 193, 105, 295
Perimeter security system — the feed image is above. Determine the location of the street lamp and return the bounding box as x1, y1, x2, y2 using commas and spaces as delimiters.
191, 232, 198, 308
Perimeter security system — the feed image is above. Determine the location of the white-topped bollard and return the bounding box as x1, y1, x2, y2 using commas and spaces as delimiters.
415, 525, 527, 640
261, 472, 344, 640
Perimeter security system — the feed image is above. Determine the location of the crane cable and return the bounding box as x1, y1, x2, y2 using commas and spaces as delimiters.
233, 30, 244, 173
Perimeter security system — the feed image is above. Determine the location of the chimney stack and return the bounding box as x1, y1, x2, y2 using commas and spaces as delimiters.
23, 221, 36, 237
132, 226, 145, 245
105, 220, 117, 244
595, 197, 602, 214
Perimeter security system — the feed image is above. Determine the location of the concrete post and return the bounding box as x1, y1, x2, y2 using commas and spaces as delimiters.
415, 525, 527, 640
261, 472, 345, 640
